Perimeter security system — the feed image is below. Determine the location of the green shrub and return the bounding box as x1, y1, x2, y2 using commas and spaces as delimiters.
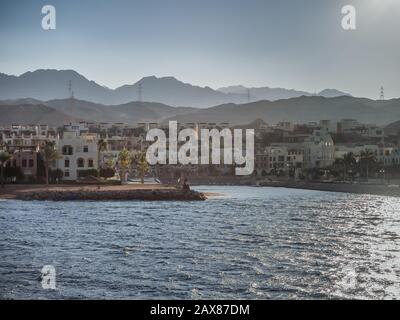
77, 169, 99, 178
99, 168, 115, 179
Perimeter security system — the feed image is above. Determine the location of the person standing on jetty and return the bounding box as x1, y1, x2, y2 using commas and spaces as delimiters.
182, 178, 191, 193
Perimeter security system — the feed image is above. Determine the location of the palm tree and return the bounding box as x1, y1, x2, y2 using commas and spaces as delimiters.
40, 141, 61, 184
134, 152, 149, 184
360, 149, 376, 180
118, 148, 131, 183
0, 150, 12, 188
333, 158, 345, 180
97, 138, 107, 174
343, 152, 357, 180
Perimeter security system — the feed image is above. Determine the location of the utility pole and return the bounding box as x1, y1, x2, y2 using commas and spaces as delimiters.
68, 80, 74, 109
380, 86, 385, 100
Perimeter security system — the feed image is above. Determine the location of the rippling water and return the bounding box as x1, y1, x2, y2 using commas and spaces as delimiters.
1, 186, 400, 299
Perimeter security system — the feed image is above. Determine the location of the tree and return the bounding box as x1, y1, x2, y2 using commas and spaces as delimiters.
332, 158, 345, 179
105, 159, 115, 169
343, 152, 357, 180
49, 168, 64, 183
360, 149, 376, 180
134, 152, 149, 184
40, 141, 61, 184
0, 151, 12, 188
118, 148, 131, 183
99, 159, 116, 179
97, 138, 107, 172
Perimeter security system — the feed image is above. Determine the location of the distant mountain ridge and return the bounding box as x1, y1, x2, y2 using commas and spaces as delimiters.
0, 69, 351, 108
217, 85, 351, 101
1, 95, 399, 127
164, 96, 400, 126
0, 98, 196, 126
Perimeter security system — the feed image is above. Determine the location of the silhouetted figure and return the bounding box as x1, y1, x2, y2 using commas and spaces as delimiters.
182, 178, 190, 193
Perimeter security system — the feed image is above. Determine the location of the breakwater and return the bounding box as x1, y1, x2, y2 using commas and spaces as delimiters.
0, 184, 207, 201
16, 189, 207, 201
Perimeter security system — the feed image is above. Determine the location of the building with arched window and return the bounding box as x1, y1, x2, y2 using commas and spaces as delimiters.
57, 131, 98, 180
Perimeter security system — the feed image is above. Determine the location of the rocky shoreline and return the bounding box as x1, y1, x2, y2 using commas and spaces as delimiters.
0, 184, 207, 201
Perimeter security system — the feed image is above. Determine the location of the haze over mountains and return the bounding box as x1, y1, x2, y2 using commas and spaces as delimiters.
0, 69, 351, 108
2, 96, 400, 130
217, 86, 351, 100
2, 69, 399, 131
0, 98, 195, 126
164, 96, 400, 126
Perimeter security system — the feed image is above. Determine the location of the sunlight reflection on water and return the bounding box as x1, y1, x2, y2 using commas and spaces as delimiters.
1, 186, 400, 299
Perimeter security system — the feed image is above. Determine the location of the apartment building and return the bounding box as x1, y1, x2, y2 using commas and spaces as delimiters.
57, 131, 98, 180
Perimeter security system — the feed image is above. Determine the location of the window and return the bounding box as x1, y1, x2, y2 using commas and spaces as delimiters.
83, 146, 89, 153
64, 171, 70, 177
22, 159, 27, 167
62, 145, 73, 155
88, 159, 94, 168
65, 159, 70, 168
77, 158, 84, 168
29, 159, 34, 167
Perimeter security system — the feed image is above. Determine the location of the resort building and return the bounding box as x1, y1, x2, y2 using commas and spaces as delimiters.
272, 129, 335, 169
6, 145, 40, 181
254, 146, 303, 177
57, 131, 98, 180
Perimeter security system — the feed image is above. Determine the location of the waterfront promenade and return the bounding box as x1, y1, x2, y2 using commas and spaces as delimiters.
259, 181, 400, 197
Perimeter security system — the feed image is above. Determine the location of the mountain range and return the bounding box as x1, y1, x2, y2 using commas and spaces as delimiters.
0, 98, 195, 126
217, 86, 350, 101
0, 69, 351, 108
164, 96, 400, 126
1, 96, 400, 130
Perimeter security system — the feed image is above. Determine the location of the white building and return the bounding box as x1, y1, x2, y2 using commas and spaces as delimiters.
274, 130, 335, 169
57, 132, 98, 180
302, 133, 335, 168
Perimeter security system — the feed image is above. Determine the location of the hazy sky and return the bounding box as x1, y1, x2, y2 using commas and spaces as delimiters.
0, 0, 399, 99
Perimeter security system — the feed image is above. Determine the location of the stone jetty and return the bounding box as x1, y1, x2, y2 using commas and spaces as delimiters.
0, 184, 207, 201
